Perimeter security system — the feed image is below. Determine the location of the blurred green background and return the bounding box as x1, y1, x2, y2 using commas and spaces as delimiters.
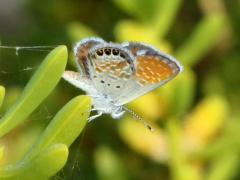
0, 0, 240, 179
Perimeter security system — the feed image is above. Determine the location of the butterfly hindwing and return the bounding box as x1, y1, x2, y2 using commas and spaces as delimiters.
86, 44, 135, 100
74, 37, 105, 78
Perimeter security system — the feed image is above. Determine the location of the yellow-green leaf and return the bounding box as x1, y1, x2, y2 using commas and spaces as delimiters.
0, 46, 68, 137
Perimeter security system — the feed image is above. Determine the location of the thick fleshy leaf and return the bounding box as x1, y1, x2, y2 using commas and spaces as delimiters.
0, 46, 68, 137
0, 95, 91, 179
25, 95, 91, 160
0, 143, 68, 180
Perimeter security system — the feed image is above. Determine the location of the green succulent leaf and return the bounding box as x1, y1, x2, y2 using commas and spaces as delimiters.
0, 86, 5, 109
25, 95, 91, 160
27, 144, 69, 179
0, 143, 68, 180
0, 46, 68, 137
0, 95, 91, 179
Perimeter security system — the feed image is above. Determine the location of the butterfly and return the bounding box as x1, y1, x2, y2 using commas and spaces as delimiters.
63, 37, 183, 124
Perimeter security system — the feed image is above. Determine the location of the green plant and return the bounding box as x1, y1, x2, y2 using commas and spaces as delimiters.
0, 46, 92, 179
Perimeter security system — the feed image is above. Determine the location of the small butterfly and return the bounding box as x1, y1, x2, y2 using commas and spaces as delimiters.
63, 37, 183, 125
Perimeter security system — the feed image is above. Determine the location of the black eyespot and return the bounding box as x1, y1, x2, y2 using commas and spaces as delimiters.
112, 49, 119, 56
96, 49, 103, 56
120, 53, 125, 58
101, 80, 105, 83
107, 84, 110, 86
104, 48, 111, 55
93, 75, 97, 78
116, 85, 120, 88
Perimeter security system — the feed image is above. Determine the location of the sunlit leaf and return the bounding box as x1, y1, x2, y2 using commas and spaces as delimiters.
0, 95, 91, 179
0, 46, 68, 137
25, 95, 91, 160
0, 143, 68, 180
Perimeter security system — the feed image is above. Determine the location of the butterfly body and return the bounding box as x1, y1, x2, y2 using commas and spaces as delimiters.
63, 37, 183, 120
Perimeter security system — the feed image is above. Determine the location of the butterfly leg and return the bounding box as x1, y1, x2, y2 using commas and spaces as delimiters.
89, 107, 98, 112
88, 111, 103, 122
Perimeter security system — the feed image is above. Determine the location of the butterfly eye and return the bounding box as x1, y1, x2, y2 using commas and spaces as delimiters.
104, 49, 111, 55
112, 49, 119, 56
96, 49, 103, 56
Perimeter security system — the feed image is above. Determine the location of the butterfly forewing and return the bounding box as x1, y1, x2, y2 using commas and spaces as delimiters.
135, 55, 175, 85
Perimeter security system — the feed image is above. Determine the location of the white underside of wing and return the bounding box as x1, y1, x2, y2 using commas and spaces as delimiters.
62, 71, 97, 95
115, 76, 175, 106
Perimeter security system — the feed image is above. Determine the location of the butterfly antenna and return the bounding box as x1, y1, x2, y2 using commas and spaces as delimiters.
122, 106, 154, 132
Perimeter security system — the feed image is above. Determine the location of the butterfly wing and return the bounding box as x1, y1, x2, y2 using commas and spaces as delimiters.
62, 38, 105, 95
114, 42, 183, 105
64, 39, 182, 107
86, 44, 135, 100
74, 37, 105, 78
62, 71, 97, 95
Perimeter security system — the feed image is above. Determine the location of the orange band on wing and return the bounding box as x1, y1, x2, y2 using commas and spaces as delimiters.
135, 56, 173, 85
